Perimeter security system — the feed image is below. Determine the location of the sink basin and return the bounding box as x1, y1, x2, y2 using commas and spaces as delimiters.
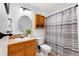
36, 37, 44, 40
15, 37, 30, 41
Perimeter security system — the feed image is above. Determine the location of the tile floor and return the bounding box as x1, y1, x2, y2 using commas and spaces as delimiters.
36, 51, 59, 56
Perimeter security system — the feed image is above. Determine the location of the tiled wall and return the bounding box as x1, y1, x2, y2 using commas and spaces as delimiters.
45, 6, 79, 56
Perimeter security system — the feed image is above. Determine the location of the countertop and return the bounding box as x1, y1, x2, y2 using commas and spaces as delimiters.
8, 37, 36, 45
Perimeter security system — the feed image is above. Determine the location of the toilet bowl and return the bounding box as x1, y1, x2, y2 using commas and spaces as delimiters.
41, 44, 52, 56
36, 37, 52, 56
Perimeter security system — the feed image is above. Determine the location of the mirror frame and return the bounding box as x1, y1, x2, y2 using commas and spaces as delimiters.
18, 15, 32, 33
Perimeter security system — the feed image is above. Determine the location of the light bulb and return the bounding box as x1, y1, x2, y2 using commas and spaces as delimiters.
19, 8, 23, 13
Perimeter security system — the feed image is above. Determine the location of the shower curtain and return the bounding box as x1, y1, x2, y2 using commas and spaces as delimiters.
45, 6, 79, 56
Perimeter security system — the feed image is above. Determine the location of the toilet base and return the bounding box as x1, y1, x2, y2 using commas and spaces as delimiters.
43, 52, 48, 56
37, 45, 52, 56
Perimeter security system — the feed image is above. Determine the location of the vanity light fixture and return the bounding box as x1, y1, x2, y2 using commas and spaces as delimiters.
19, 7, 32, 14
20, 7, 31, 11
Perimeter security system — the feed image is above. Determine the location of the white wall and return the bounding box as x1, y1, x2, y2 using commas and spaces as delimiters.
0, 3, 8, 56
44, 3, 76, 17
10, 3, 45, 37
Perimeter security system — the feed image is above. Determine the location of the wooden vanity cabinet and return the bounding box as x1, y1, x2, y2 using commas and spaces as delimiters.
35, 14, 45, 28
8, 40, 37, 56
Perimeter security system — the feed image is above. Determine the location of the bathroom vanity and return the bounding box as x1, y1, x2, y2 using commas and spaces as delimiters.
8, 38, 37, 56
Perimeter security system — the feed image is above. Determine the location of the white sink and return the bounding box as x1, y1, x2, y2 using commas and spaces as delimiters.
36, 37, 44, 40
15, 37, 30, 41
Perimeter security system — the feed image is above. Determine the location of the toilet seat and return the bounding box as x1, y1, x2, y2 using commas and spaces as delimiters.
40, 44, 51, 53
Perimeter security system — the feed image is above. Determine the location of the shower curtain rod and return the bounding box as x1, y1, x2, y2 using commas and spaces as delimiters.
46, 4, 78, 18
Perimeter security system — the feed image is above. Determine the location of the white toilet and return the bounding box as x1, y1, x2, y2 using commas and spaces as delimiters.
36, 37, 52, 56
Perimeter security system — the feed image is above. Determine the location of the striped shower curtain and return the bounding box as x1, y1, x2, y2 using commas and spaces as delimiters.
45, 6, 79, 56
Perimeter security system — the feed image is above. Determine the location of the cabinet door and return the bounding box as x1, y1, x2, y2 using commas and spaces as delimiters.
25, 46, 36, 56
40, 16, 45, 25
8, 42, 25, 56
36, 15, 40, 25
40, 15, 45, 27
8, 47, 25, 56
14, 49, 25, 56
35, 14, 45, 28
25, 40, 37, 56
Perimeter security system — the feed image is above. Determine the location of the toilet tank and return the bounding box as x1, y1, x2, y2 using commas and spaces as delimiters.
36, 37, 45, 45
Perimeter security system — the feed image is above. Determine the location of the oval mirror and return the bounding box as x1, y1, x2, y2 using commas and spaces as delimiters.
18, 16, 32, 33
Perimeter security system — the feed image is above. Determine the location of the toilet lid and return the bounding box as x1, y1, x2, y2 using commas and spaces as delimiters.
41, 44, 51, 50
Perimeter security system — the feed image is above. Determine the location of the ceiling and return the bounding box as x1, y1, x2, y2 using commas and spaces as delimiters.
19, 3, 76, 17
